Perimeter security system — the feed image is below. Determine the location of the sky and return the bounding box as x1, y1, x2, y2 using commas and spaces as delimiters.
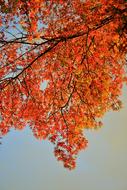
0, 86, 127, 190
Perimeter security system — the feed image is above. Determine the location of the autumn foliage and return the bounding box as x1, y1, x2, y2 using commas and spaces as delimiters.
0, 0, 127, 169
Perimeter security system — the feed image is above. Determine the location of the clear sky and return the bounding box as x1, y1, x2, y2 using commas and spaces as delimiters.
0, 86, 127, 190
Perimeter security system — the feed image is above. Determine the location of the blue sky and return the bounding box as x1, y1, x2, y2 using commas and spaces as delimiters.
0, 86, 127, 190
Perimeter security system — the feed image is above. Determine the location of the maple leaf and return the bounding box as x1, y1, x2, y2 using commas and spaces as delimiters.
0, 0, 127, 169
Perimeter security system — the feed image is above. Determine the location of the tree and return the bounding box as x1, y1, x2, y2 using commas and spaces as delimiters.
0, 0, 127, 169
